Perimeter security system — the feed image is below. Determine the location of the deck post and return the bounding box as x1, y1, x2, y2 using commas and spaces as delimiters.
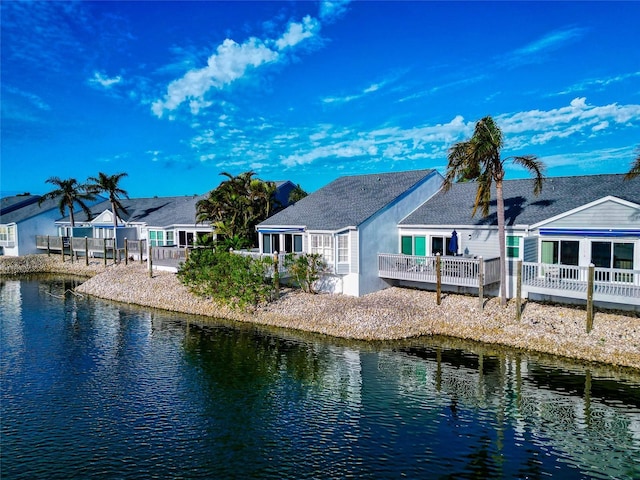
149, 245, 153, 278
273, 251, 280, 300
586, 263, 594, 333
60, 236, 65, 262
103, 239, 107, 267
47, 235, 51, 256
70, 238, 74, 264
139, 240, 144, 264
478, 256, 484, 310
124, 238, 128, 265
436, 253, 441, 305
516, 259, 522, 321
85, 237, 89, 266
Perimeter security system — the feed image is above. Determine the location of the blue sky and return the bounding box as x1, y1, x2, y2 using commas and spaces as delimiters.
2, 1, 639, 198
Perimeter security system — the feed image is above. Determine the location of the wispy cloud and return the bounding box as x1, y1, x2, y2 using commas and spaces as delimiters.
89, 71, 123, 89
499, 97, 640, 147
319, 0, 351, 22
152, 13, 324, 118
551, 71, 640, 96
498, 26, 586, 67
4, 86, 51, 111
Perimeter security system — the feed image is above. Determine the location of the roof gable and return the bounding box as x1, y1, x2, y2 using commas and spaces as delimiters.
58, 195, 208, 227
259, 169, 436, 230
532, 196, 640, 230
401, 174, 640, 227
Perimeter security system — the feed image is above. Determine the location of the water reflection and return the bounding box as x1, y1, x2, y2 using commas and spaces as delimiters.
1, 277, 639, 479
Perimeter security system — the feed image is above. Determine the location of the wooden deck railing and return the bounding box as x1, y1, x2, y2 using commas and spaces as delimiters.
522, 262, 640, 304
378, 254, 501, 287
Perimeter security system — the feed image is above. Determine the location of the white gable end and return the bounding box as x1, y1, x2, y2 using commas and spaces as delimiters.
532, 196, 640, 231
91, 210, 123, 225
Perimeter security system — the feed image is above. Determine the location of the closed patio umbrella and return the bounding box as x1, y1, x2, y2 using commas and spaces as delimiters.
448, 230, 458, 255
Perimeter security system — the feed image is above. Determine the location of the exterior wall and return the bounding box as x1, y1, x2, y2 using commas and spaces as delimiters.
540, 200, 638, 230
398, 226, 503, 260
357, 172, 443, 296
4, 210, 61, 256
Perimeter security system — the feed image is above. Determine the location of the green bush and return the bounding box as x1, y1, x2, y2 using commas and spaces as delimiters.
177, 249, 274, 309
283, 253, 327, 294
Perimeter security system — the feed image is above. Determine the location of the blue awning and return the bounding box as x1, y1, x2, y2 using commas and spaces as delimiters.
539, 228, 640, 237
257, 228, 305, 234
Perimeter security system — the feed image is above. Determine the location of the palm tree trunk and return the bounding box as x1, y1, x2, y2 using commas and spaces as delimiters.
496, 180, 507, 305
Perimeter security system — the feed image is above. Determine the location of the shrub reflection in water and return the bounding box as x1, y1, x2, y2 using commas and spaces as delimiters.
1, 277, 639, 479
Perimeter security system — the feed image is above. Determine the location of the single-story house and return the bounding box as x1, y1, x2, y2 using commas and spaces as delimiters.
258, 170, 639, 309
56, 195, 214, 249
0, 194, 104, 256
397, 173, 640, 303
257, 169, 444, 296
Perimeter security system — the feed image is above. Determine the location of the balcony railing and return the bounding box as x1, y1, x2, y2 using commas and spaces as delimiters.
522, 262, 640, 304
378, 254, 501, 287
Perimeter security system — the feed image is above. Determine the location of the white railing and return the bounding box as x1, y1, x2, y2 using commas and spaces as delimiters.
378, 254, 501, 287
151, 246, 188, 268
233, 250, 291, 278
522, 262, 640, 303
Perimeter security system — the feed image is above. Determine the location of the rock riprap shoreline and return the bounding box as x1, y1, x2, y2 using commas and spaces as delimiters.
2, 255, 639, 369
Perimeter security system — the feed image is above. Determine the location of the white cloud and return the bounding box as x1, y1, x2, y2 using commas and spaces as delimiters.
499, 26, 586, 68
89, 71, 122, 88
153, 15, 323, 118
499, 97, 640, 145
275, 16, 320, 50
319, 0, 351, 22
152, 38, 280, 117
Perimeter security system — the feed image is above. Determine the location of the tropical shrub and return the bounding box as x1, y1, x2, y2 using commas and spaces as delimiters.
177, 249, 274, 309
283, 253, 327, 294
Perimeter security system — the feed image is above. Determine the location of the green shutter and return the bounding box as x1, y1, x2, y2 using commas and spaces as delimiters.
401, 236, 412, 255
414, 236, 426, 256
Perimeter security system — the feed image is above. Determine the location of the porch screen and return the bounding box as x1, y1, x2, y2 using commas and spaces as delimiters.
414, 237, 426, 256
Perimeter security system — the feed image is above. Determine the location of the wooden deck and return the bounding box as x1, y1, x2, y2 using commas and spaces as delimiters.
522, 262, 640, 306
378, 254, 501, 287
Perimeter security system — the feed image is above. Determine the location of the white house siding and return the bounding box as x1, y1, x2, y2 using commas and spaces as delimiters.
531, 199, 640, 270
358, 172, 443, 296
538, 199, 638, 230
350, 229, 359, 274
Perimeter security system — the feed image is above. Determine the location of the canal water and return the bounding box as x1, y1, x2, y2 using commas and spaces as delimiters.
1, 276, 639, 479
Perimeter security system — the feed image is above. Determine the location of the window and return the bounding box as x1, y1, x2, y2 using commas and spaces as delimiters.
0, 225, 15, 246
310, 234, 333, 262
166, 231, 175, 246
149, 230, 166, 247
541, 240, 579, 265
401, 235, 426, 255
263, 234, 281, 254
337, 234, 349, 263
283, 233, 303, 253
431, 236, 451, 255
506, 236, 521, 258
591, 241, 634, 282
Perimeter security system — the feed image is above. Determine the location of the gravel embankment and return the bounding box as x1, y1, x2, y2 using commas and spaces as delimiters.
2, 255, 639, 369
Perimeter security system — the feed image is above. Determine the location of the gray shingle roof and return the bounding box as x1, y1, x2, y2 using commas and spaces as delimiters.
259, 169, 435, 230
1, 195, 60, 224
60, 195, 208, 227
401, 174, 640, 227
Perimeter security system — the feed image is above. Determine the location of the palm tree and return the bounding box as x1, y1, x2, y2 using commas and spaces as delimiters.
39, 177, 96, 227
444, 116, 545, 306
88, 172, 129, 231
288, 183, 308, 203
196, 171, 277, 247
625, 146, 640, 180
